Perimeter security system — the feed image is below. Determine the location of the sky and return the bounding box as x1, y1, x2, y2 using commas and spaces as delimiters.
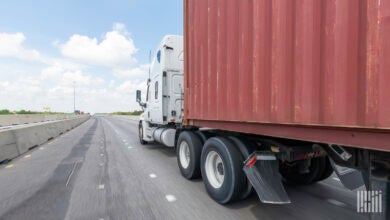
0, 0, 183, 113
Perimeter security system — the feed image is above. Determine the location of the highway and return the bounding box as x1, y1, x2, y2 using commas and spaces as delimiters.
0, 116, 369, 220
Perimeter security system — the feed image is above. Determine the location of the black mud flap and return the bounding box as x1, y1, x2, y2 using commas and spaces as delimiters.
329, 159, 366, 190
243, 152, 291, 204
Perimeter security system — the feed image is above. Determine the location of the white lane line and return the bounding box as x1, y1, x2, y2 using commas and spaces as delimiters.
24, 154, 31, 159
128, 146, 133, 149
333, 177, 340, 182
149, 173, 157, 178
5, 164, 14, 168
98, 184, 105, 190
327, 199, 346, 207
39, 147, 44, 150
165, 195, 177, 202
66, 162, 78, 187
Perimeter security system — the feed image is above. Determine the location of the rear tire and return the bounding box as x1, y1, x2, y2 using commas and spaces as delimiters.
315, 156, 334, 181
138, 122, 147, 145
201, 137, 247, 204
227, 136, 256, 200
280, 157, 326, 185
176, 131, 203, 179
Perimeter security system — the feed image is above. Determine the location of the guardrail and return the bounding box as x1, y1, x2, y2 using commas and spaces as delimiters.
0, 114, 83, 127
0, 116, 90, 163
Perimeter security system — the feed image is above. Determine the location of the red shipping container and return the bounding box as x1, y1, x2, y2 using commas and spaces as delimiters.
184, 0, 390, 152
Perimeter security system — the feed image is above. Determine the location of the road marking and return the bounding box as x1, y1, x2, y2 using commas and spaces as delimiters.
24, 154, 31, 158
128, 146, 133, 149
39, 147, 44, 150
98, 184, 105, 189
5, 164, 14, 168
66, 162, 78, 187
165, 195, 177, 202
149, 173, 157, 178
100, 153, 104, 157
327, 199, 346, 207
333, 177, 340, 182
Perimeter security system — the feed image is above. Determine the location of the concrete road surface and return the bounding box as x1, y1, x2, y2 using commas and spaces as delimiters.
0, 116, 370, 220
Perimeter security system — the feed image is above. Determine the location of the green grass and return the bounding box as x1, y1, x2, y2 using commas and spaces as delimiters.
112, 110, 143, 116
0, 109, 67, 115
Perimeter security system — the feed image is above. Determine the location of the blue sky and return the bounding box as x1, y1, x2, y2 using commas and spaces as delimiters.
0, 0, 183, 113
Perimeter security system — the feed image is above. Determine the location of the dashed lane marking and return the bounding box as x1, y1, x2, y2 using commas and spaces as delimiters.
24, 154, 31, 158
98, 184, 105, 189
5, 164, 14, 168
165, 195, 177, 202
149, 174, 157, 178
128, 146, 133, 149
39, 147, 44, 150
327, 199, 347, 207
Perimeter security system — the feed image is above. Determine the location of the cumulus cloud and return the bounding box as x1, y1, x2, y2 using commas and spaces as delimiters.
0, 24, 150, 113
112, 64, 149, 79
0, 32, 41, 61
59, 23, 137, 67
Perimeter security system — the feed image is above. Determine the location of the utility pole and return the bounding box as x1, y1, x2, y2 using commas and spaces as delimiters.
73, 81, 76, 114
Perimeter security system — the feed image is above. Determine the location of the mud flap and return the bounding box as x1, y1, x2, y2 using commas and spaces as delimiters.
243, 152, 291, 204
329, 158, 366, 190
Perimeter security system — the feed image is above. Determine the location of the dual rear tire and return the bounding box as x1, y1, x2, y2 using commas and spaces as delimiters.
176, 132, 249, 204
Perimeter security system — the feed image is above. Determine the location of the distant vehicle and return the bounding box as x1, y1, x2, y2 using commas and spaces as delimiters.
137, 1, 389, 217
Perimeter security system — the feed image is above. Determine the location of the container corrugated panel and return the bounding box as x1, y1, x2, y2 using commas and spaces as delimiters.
184, 0, 390, 151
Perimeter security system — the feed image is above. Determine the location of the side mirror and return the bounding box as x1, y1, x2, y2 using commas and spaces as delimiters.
136, 90, 142, 103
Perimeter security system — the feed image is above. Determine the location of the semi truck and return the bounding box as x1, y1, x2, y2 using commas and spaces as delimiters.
136, 0, 389, 218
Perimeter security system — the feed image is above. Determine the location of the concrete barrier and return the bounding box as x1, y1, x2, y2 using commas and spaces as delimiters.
0, 114, 82, 127
0, 116, 90, 163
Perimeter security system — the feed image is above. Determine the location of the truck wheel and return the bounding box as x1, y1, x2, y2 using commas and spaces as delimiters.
201, 137, 247, 204
227, 136, 256, 200
314, 156, 334, 181
280, 157, 325, 185
176, 131, 203, 179
138, 122, 147, 145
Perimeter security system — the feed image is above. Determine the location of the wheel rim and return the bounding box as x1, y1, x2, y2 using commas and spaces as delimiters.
205, 151, 225, 189
179, 141, 190, 169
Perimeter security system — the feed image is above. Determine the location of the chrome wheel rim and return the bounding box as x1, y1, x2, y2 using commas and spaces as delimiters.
179, 141, 190, 169
205, 151, 225, 189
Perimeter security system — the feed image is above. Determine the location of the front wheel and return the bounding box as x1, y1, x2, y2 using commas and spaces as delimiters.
138, 121, 147, 145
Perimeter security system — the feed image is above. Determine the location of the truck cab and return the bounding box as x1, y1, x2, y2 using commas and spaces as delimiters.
137, 35, 184, 146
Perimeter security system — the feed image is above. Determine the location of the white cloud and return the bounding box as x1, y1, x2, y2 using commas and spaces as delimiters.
112, 64, 149, 79
0, 32, 41, 61
0, 24, 150, 113
59, 23, 138, 67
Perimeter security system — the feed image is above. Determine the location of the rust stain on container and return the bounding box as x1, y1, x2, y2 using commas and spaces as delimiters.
184, 0, 390, 151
